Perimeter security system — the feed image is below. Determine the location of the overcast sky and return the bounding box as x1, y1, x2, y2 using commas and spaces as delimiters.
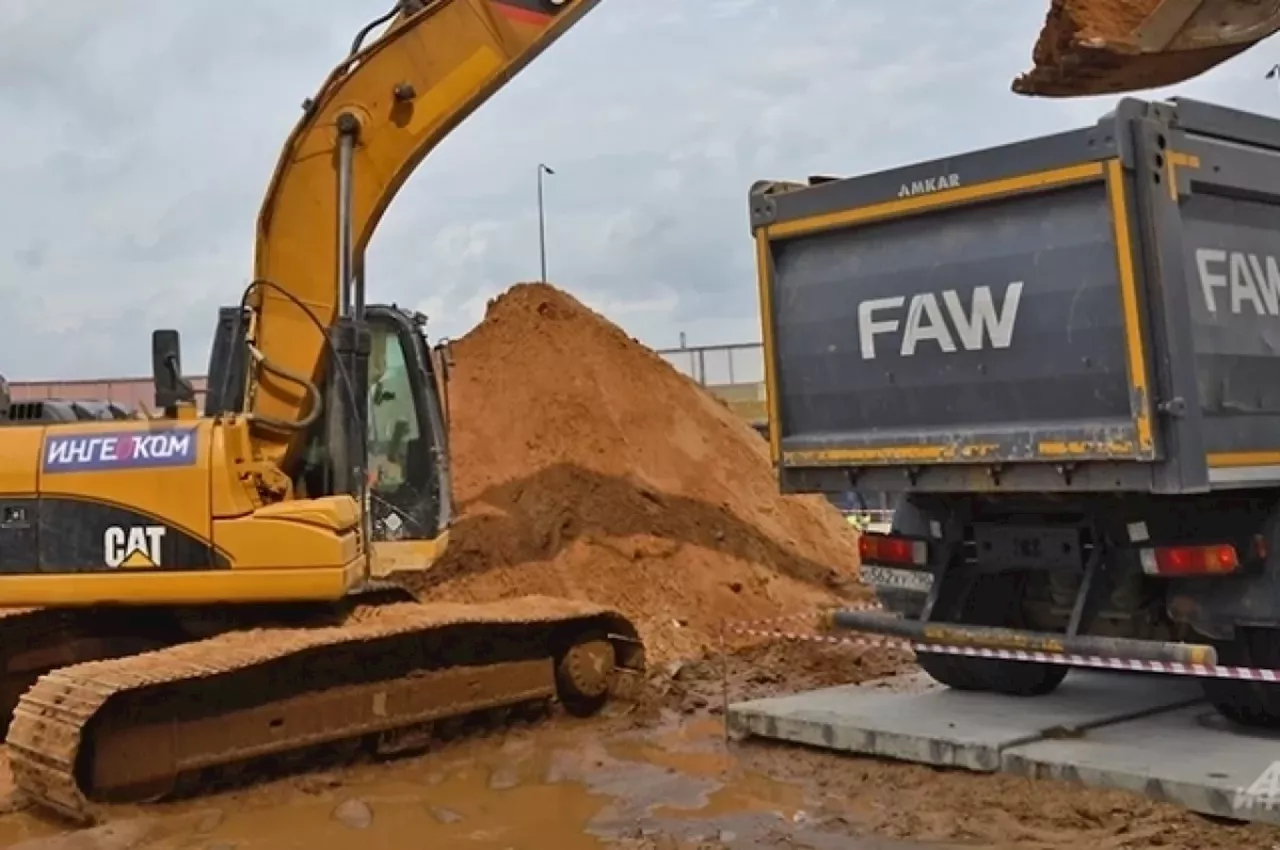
1, 0, 1277, 381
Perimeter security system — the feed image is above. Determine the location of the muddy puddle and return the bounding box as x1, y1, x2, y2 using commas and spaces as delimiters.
0, 712, 942, 850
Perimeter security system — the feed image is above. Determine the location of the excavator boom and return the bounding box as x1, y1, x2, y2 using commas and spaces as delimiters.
1016, 0, 1280, 96
249, 0, 603, 476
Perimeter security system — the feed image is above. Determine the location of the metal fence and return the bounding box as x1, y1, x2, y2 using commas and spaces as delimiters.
656, 340, 764, 386
12, 340, 766, 413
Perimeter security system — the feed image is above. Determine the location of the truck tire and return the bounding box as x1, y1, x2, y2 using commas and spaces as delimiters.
1201, 627, 1280, 729
915, 572, 1070, 697
865, 502, 1065, 695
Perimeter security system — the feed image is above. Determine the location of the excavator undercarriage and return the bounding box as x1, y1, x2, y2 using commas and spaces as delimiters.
3, 595, 644, 823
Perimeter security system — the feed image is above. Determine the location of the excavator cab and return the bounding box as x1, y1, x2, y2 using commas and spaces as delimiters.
198, 302, 452, 561
362, 306, 452, 548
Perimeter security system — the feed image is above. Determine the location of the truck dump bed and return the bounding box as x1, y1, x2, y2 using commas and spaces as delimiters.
751, 97, 1280, 495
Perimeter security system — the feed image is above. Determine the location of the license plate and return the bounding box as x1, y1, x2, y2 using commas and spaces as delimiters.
861, 565, 934, 593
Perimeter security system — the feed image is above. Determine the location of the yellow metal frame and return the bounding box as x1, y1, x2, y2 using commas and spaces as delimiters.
755, 159, 1158, 469
754, 230, 782, 463
762, 161, 1104, 241
1161, 152, 1280, 473
0, 559, 367, 607
1208, 451, 1280, 468
1165, 151, 1201, 201
1103, 157, 1155, 457
1162, 150, 1280, 472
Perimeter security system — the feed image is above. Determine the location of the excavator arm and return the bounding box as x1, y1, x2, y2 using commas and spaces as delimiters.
246, 0, 603, 481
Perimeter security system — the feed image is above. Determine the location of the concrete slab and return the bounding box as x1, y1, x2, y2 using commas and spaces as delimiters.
727, 670, 1203, 772
727, 669, 1280, 825
1004, 702, 1280, 825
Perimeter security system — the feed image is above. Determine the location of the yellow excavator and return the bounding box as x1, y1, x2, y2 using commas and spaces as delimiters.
0, 0, 1274, 824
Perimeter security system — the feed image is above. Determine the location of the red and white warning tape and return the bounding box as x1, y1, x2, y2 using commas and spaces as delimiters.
723, 621, 1280, 684
728, 625, 902, 650
725, 601, 883, 631
912, 643, 1280, 682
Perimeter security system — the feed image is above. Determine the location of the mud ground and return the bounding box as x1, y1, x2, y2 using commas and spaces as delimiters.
3, 639, 1278, 850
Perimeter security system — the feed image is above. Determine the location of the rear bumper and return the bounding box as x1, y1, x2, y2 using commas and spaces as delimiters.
823, 608, 1217, 667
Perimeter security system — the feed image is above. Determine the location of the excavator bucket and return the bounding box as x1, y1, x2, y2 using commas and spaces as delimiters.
1015, 0, 1280, 97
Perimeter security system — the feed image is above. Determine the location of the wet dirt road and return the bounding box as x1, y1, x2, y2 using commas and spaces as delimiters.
0, 711, 945, 850
3, 643, 1279, 850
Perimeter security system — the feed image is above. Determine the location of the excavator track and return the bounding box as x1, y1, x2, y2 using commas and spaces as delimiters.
6, 595, 645, 824
0, 583, 427, 736
0, 607, 179, 736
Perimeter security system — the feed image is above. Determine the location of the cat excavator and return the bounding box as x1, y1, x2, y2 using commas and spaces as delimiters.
0, 0, 1275, 825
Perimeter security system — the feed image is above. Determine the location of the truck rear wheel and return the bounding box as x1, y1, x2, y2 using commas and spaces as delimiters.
1201, 627, 1280, 729
915, 573, 1069, 697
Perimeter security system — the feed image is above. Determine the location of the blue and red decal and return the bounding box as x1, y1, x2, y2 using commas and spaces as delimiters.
43, 427, 199, 473
494, 0, 558, 25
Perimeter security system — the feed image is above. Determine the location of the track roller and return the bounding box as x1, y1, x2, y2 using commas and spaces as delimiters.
555, 633, 618, 716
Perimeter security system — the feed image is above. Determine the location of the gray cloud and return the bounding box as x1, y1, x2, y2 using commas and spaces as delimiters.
2, 0, 1277, 379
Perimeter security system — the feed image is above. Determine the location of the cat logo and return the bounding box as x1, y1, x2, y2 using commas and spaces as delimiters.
104, 525, 166, 569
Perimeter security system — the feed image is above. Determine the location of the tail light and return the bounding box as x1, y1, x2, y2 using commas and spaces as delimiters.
859, 533, 928, 567
1139, 543, 1239, 576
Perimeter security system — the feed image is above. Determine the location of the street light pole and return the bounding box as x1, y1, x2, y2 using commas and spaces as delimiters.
537, 163, 555, 283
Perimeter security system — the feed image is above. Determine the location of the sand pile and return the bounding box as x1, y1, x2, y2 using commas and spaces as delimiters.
407, 282, 868, 663
1013, 0, 1247, 96
1048, 0, 1155, 41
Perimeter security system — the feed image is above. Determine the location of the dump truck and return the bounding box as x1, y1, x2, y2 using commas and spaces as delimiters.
750, 96, 1280, 728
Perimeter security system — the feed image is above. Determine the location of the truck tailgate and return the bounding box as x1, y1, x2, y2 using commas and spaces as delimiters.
755, 153, 1154, 469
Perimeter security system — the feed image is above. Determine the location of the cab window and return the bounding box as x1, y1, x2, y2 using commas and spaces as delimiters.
368, 325, 420, 493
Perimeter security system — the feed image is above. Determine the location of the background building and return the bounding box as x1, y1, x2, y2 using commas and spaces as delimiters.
8, 375, 210, 414
9, 341, 765, 433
